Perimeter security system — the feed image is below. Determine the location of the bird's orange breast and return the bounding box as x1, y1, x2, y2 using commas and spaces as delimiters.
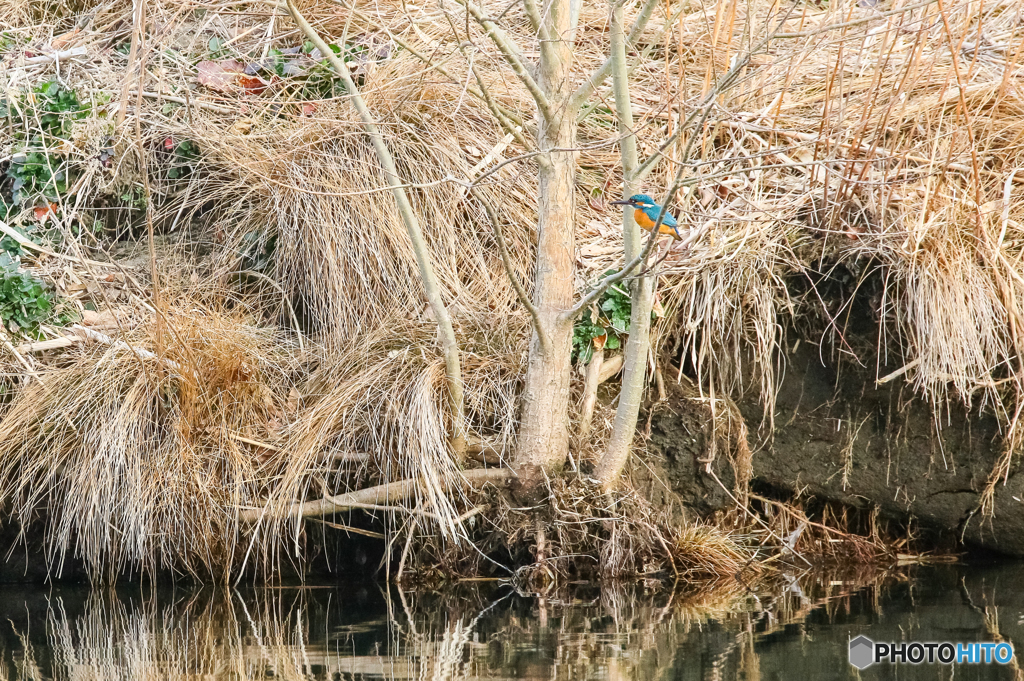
633, 208, 657, 230
633, 208, 680, 238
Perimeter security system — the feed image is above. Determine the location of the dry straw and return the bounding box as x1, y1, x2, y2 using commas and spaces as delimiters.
1, 0, 1022, 578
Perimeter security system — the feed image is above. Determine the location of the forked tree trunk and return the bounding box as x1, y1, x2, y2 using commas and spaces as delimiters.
512, 0, 578, 496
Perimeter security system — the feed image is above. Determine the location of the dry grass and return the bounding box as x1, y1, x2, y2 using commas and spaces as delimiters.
0, 289, 302, 578
252, 314, 528, 560
1, 0, 1023, 578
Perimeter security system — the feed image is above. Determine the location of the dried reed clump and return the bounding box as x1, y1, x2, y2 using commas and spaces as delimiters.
244, 313, 529, 561
658, 222, 799, 429
176, 95, 540, 343
0, 298, 301, 579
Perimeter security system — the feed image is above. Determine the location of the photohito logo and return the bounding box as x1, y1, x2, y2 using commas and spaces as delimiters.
849, 635, 1014, 669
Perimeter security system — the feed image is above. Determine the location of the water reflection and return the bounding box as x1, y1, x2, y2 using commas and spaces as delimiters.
0, 564, 1021, 680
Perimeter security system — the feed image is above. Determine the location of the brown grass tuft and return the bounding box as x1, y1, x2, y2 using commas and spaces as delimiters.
0, 294, 301, 579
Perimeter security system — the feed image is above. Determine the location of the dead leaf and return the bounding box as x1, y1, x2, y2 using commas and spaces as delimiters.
51, 28, 81, 49
196, 59, 247, 93
652, 295, 665, 319
301, 102, 318, 117
236, 74, 269, 94
286, 388, 301, 414
229, 118, 254, 135
81, 309, 119, 327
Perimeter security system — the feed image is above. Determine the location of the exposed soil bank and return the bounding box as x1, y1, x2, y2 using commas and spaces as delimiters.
648, 339, 1024, 557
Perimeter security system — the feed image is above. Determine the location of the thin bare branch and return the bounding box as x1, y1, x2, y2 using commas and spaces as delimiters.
278, 0, 466, 455
465, 52, 536, 155
570, 0, 660, 110
450, 0, 552, 118
472, 190, 548, 348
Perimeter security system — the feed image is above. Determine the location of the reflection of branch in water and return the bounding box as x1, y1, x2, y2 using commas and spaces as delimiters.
961, 577, 1024, 681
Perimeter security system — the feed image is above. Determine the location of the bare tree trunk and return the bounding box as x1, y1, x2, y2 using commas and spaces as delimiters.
448, 0, 662, 493
595, 1, 654, 488
512, 0, 577, 494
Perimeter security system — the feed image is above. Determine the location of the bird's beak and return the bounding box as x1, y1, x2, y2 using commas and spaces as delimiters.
609, 199, 631, 206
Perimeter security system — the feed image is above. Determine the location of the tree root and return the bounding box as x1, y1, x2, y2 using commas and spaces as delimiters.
239, 467, 513, 522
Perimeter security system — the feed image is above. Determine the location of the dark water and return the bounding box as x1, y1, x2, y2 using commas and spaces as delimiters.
0, 563, 1021, 680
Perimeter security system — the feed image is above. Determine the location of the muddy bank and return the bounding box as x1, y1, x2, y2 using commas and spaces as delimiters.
648, 340, 1024, 557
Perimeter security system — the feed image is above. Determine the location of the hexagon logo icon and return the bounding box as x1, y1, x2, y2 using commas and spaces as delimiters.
849, 635, 875, 669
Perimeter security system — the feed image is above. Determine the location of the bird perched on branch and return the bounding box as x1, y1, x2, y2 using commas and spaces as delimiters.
610, 194, 681, 239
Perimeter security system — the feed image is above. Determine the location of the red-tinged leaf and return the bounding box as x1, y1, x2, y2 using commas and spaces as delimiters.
196, 59, 246, 93
34, 203, 58, 222
236, 74, 268, 94
652, 294, 665, 319
164, 137, 174, 150
301, 102, 318, 117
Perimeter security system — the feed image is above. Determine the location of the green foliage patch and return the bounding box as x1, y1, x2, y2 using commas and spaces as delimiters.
0, 255, 55, 336
264, 40, 382, 99
2, 80, 91, 207
167, 139, 200, 180
572, 270, 649, 364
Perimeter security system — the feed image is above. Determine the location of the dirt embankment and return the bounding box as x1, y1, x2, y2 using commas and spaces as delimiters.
646, 279, 1024, 558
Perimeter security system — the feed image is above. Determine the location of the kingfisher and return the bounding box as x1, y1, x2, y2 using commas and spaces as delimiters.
610, 194, 682, 239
